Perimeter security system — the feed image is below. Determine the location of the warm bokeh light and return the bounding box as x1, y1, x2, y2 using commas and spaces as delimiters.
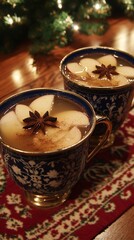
26, 57, 37, 74
94, 3, 101, 10
113, 27, 134, 53
57, 0, 62, 9
4, 14, 21, 25
11, 70, 24, 88
72, 23, 80, 32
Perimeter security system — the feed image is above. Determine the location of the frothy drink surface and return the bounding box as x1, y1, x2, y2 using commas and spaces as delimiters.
65, 54, 134, 87
0, 95, 90, 152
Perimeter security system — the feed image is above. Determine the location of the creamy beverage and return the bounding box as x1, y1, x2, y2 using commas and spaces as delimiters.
0, 88, 112, 207
0, 94, 90, 152
64, 53, 134, 87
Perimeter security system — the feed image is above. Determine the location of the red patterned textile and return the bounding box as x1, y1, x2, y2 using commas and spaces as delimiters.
0, 109, 134, 240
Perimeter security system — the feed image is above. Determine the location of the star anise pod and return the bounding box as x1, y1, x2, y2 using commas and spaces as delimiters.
23, 110, 58, 134
92, 64, 119, 80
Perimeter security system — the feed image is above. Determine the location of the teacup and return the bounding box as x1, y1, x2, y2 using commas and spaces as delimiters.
0, 88, 111, 208
60, 46, 134, 147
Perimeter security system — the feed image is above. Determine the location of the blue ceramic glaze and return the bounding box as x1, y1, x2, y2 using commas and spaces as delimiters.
0, 88, 95, 195
60, 47, 134, 132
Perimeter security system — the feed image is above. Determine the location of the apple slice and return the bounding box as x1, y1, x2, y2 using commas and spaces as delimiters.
98, 54, 117, 66
15, 104, 32, 123
33, 126, 81, 151
67, 62, 87, 77
0, 111, 24, 143
56, 126, 82, 149
55, 110, 89, 126
46, 125, 69, 143
80, 58, 100, 74
30, 95, 54, 116
33, 127, 69, 149
116, 66, 134, 78
112, 74, 129, 86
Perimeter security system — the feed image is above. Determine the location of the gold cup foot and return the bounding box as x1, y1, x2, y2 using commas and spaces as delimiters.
25, 190, 70, 208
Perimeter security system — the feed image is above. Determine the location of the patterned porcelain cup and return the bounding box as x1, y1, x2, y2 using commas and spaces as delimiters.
0, 88, 111, 208
60, 47, 134, 147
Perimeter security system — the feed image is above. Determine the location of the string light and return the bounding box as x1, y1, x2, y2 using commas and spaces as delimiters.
7, 0, 20, 6
94, 3, 101, 10
72, 23, 80, 31
1, 0, 133, 55
4, 14, 21, 25
4, 14, 14, 25
57, 0, 62, 9
93, 0, 111, 14
65, 16, 73, 26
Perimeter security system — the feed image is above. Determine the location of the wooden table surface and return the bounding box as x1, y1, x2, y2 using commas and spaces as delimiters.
0, 18, 134, 240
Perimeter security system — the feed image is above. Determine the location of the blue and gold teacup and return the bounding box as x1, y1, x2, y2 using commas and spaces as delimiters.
0, 88, 111, 207
60, 47, 134, 147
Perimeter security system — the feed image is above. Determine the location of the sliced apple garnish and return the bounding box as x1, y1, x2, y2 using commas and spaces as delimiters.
15, 104, 32, 123
33, 127, 69, 150
112, 74, 129, 86
80, 58, 100, 74
67, 62, 87, 77
0, 111, 24, 143
55, 110, 89, 126
56, 126, 82, 149
116, 66, 134, 78
98, 54, 117, 66
33, 126, 81, 151
45, 124, 69, 142
29, 95, 54, 116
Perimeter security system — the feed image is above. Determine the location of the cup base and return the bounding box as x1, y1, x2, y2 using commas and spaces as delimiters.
25, 190, 70, 208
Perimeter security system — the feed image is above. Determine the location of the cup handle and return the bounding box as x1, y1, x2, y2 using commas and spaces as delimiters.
87, 115, 112, 163
130, 99, 134, 111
